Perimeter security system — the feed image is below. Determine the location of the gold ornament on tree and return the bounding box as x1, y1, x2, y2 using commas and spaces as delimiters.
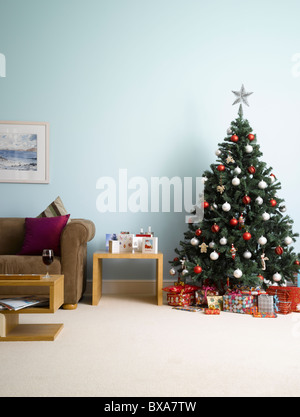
261, 252, 269, 271
199, 241, 208, 253
226, 154, 235, 164
217, 175, 225, 194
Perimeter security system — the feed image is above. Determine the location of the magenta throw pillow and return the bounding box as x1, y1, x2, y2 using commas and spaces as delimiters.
18, 215, 70, 256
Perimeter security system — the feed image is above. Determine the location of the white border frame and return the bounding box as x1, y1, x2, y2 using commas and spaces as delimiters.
0, 121, 49, 183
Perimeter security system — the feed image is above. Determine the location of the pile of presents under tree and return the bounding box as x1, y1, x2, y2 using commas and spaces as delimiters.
163, 276, 300, 317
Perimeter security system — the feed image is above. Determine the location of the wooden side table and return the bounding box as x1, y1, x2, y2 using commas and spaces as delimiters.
92, 251, 164, 306
0, 275, 64, 342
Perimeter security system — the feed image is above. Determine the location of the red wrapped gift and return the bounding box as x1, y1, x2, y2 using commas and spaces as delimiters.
167, 292, 194, 306
204, 308, 220, 315
266, 286, 292, 314
284, 287, 300, 312
163, 284, 200, 294
244, 306, 258, 315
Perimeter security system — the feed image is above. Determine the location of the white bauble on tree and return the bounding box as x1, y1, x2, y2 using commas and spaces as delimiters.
258, 236, 267, 245
215, 149, 222, 156
209, 241, 215, 248
220, 237, 227, 245
284, 236, 293, 245
258, 180, 268, 190
273, 272, 282, 282
182, 268, 189, 276
210, 251, 219, 261
232, 177, 240, 186
262, 212, 270, 221
234, 167, 242, 175
256, 196, 263, 205
233, 268, 243, 278
190, 237, 199, 246
243, 250, 252, 259
245, 145, 253, 153
222, 202, 231, 212
169, 268, 176, 276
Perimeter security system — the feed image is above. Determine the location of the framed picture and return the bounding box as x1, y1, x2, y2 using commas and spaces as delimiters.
0, 121, 49, 183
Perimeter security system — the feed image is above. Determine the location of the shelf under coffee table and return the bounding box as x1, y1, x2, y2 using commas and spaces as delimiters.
0, 275, 64, 342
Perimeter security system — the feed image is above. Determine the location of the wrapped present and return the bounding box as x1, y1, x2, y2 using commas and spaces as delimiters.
266, 286, 292, 314
258, 294, 275, 313
167, 292, 194, 306
162, 284, 200, 295
284, 287, 300, 312
172, 306, 204, 312
244, 306, 258, 315
195, 290, 206, 306
207, 296, 223, 311
205, 307, 220, 315
233, 284, 263, 293
195, 285, 219, 306
293, 272, 300, 288
253, 312, 277, 318
234, 285, 266, 307
223, 292, 254, 314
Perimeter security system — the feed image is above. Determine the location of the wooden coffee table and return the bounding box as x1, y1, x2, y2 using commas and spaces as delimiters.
92, 251, 164, 306
0, 274, 64, 342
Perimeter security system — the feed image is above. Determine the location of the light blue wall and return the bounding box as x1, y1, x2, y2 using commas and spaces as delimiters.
0, 0, 299, 281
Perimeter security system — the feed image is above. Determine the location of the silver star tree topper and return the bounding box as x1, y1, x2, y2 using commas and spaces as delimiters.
232, 84, 253, 116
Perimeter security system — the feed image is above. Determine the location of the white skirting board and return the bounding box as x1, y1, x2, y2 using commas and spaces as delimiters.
86, 280, 174, 295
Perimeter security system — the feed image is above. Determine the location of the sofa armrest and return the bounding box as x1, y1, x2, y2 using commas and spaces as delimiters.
61, 219, 96, 245
60, 219, 96, 305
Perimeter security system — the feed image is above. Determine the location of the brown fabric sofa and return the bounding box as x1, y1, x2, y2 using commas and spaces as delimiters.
0, 218, 95, 309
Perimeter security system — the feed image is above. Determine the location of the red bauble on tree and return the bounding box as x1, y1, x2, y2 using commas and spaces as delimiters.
217, 164, 225, 172
231, 134, 239, 143
275, 246, 284, 255
202, 201, 209, 209
258, 274, 264, 281
211, 223, 220, 233
248, 134, 255, 141
195, 228, 202, 236
242, 195, 251, 205
194, 265, 202, 274
243, 231, 252, 241
270, 199, 277, 207
229, 218, 238, 226
294, 260, 300, 266
248, 166, 256, 174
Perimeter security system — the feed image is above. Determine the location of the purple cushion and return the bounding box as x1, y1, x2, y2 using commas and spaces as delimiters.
18, 215, 70, 256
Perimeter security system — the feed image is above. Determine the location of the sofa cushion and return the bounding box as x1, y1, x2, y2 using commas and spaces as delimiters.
37, 196, 70, 222
18, 215, 70, 256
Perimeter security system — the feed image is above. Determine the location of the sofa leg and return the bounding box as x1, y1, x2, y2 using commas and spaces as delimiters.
62, 303, 78, 310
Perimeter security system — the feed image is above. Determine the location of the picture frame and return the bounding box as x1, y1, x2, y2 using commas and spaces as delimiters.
0, 121, 49, 183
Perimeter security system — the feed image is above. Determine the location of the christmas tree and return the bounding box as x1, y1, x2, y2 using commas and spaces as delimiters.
170, 85, 300, 290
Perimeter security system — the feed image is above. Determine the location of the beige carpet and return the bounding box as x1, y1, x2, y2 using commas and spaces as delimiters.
1, 294, 300, 397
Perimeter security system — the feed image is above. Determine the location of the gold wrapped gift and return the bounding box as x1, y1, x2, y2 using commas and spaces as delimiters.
207, 296, 223, 311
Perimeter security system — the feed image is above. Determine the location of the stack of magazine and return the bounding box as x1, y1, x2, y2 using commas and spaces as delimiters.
0, 296, 49, 311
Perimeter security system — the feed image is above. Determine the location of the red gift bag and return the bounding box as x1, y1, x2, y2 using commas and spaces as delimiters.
266, 287, 292, 314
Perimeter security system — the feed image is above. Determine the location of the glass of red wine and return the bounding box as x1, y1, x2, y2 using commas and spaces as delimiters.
42, 249, 54, 279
